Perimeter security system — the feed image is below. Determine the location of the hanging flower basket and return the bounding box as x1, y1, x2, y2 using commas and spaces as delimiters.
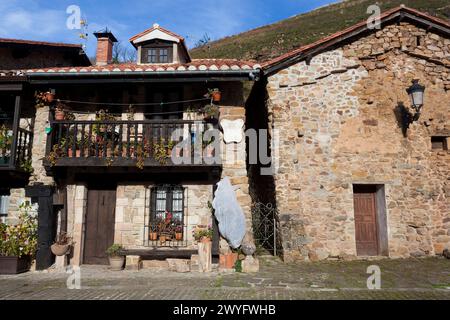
50, 243, 70, 256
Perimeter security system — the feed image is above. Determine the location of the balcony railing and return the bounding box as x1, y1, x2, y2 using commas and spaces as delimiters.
46, 119, 220, 168
0, 128, 33, 171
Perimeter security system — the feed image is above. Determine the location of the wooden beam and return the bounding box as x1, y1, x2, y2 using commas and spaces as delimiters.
0, 84, 23, 91
9, 95, 21, 169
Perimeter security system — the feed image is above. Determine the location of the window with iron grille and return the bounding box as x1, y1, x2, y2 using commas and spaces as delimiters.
150, 185, 184, 223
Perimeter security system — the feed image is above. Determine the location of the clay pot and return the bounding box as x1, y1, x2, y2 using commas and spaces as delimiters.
109, 256, 125, 271
50, 243, 70, 256
175, 232, 183, 241
67, 149, 81, 158
55, 110, 65, 121
211, 91, 221, 102
45, 92, 55, 103
200, 237, 211, 243
149, 232, 158, 241
220, 252, 238, 269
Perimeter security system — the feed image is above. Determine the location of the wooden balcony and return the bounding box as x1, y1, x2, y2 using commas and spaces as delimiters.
0, 127, 34, 186
44, 119, 221, 174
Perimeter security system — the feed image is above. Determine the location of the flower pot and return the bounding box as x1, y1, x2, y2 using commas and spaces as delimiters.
0, 256, 31, 274
219, 252, 238, 269
51, 243, 70, 256
149, 232, 158, 241
109, 256, 125, 271
200, 237, 211, 243
159, 235, 167, 244
175, 232, 183, 241
45, 92, 55, 103
55, 110, 65, 121
67, 149, 81, 158
211, 91, 221, 102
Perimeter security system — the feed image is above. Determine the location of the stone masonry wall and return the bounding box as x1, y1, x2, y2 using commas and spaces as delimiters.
265, 21, 450, 262
114, 184, 212, 249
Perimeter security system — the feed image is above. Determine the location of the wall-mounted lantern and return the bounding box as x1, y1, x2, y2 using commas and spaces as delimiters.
406, 79, 425, 122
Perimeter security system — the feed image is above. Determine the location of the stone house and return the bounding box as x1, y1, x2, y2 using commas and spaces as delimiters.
0, 6, 448, 270
1, 38, 90, 225
247, 6, 450, 262
0, 24, 259, 269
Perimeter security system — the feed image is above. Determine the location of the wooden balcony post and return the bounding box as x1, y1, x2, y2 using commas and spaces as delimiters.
9, 95, 21, 169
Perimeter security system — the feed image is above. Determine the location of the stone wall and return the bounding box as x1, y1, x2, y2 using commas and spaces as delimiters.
262, 21, 450, 262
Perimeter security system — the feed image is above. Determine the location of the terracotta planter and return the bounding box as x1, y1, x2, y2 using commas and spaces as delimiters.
55, 110, 65, 121
109, 256, 125, 271
211, 91, 221, 102
45, 92, 55, 103
159, 235, 167, 244
0, 256, 31, 274
149, 232, 158, 241
67, 149, 81, 158
51, 243, 70, 256
219, 252, 238, 269
175, 232, 183, 241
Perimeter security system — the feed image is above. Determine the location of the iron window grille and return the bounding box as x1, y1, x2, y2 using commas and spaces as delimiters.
144, 185, 187, 247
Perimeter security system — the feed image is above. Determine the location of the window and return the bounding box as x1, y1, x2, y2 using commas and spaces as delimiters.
431, 136, 448, 151
150, 186, 184, 223
0, 192, 10, 223
143, 46, 172, 63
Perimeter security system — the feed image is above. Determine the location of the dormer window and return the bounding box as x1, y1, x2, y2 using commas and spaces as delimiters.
130, 23, 191, 65
141, 40, 173, 64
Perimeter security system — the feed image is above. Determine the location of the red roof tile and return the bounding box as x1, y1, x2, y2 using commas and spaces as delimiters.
23, 59, 261, 75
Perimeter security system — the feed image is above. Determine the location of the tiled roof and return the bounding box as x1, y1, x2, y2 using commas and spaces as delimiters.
129, 24, 185, 43
0, 38, 83, 48
23, 59, 261, 75
262, 6, 450, 71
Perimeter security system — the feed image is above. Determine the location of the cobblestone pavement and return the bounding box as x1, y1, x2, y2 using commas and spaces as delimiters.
0, 256, 448, 300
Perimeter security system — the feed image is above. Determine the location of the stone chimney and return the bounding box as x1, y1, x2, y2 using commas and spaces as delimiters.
94, 29, 118, 66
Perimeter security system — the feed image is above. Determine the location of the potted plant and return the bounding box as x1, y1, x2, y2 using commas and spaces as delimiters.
105, 244, 125, 271
193, 225, 213, 243
202, 104, 220, 120
0, 202, 37, 274
206, 88, 221, 102
175, 225, 183, 241
45, 91, 55, 103
54, 104, 65, 121
50, 232, 72, 256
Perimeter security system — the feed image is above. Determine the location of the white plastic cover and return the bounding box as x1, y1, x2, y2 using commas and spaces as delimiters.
212, 177, 246, 249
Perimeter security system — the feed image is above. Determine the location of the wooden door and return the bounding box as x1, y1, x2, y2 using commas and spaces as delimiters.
84, 189, 116, 264
353, 188, 379, 256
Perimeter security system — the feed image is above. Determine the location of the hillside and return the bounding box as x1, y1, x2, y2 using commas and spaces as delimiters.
189, 0, 450, 62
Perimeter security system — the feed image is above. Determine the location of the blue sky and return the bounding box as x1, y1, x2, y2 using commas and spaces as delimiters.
0, 0, 337, 57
